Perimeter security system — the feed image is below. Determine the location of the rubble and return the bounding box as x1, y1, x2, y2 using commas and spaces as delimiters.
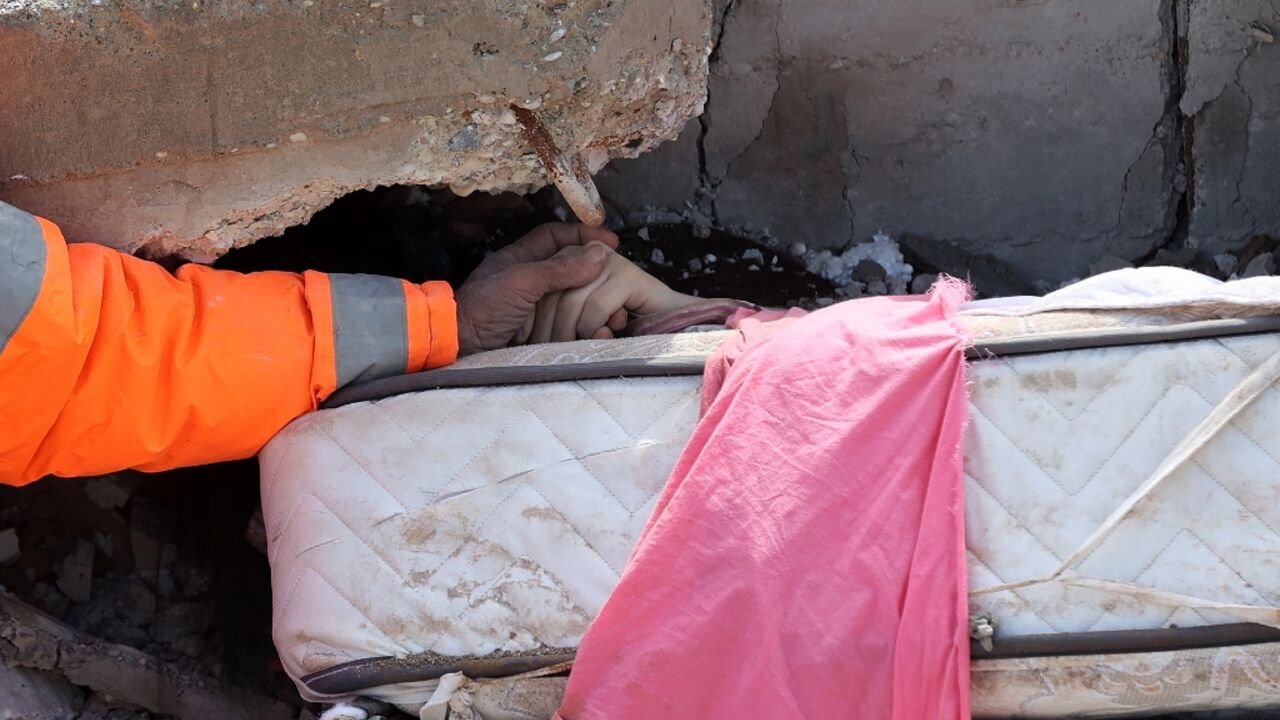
1243, 253, 1276, 278
84, 475, 138, 511
0, 592, 293, 720
911, 274, 939, 296
55, 540, 94, 604
129, 498, 176, 572
0, 527, 18, 565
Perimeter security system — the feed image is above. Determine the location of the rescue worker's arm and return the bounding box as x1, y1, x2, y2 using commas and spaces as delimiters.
0, 203, 612, 486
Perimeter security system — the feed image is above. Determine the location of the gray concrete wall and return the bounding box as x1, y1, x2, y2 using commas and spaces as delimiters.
598, 0, 1280, 286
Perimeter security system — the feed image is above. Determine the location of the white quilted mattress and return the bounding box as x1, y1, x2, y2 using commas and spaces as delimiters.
260, 312, 1280, 710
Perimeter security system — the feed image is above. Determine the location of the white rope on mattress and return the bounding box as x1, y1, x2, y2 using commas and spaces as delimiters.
969, 347, 1280, 627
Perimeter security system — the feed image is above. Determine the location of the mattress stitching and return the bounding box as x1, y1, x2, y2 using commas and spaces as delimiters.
572, 379, 703, 440
307, 490, 419, 598
264, 435, 334, 548
375, 386, 504, 444
527, 485, 623, 576
1070, 382, 1192, 499
525, 409, 633, 517
968, 403, 1074, 496
1179, 367, 1280, 470
963, 474, 1065, 562
313, 423, 411, 514
999, 344, 1150, 422
1189, 455, 1280, 539
432, 413, 526, 500
1144, 527, 1272, 607
964, 541, 1067, 633
558, 382, 635, 440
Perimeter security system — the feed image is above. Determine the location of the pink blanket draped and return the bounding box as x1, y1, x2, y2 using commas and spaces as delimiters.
556, 284, 972, 720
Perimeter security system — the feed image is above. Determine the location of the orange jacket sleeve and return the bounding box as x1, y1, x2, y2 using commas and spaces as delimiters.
0, 201, 457, 486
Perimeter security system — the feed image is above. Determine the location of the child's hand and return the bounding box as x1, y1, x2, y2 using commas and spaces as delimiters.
526, 242, 699, 343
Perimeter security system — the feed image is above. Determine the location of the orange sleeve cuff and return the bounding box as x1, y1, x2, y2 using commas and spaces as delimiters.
405, 280, 458, 373
303, 270, 338, 403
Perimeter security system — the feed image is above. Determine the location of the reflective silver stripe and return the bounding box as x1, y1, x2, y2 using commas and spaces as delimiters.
330, 273, 409, 387
0, 201, 47, 355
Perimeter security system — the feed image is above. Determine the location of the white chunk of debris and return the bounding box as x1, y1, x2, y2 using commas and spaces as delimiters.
289, 132, 308, 143
319, 705, 369, 720
687, 258, 703, 272
549, 27, 567, 43
650, 248, 665, 265
741, 248, 764, 264
703, 253, 717, 264
411, 13, 425, 26
0, 528, 18, 564
541, 51, 564, 62
637, 227, 651, 241
798, 232, 913, 294
1214, 253, 1238, 277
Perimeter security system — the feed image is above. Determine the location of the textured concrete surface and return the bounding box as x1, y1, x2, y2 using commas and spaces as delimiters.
1182, 0, 1280, 256
601, 0, 1280, 285
0, 0, 712, 260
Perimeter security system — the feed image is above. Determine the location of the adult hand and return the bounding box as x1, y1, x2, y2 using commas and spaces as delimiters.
529, 244, 698, 343
454, 223, 619, 356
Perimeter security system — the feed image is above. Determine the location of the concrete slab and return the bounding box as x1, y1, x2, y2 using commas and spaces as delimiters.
0, 0, 712, 259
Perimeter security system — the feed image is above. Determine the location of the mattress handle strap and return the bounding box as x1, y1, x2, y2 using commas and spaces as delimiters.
971, 347, 1280, 598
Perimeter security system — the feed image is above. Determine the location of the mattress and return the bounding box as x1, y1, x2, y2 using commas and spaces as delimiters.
260, 298, 1280, 715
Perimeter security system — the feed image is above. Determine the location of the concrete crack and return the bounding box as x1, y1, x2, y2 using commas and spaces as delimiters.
1231, 77, 1258, 234
1133, 0, 1191, 264
696, 0, 738, 226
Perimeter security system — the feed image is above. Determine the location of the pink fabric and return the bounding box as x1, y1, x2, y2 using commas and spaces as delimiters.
557, 284, 973, 720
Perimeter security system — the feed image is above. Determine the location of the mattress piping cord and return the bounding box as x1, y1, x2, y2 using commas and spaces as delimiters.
969, 347, 1280, 627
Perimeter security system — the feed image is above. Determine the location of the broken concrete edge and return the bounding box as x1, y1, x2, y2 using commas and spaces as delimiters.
0, 0, 715, 260
0, 590, 293, 720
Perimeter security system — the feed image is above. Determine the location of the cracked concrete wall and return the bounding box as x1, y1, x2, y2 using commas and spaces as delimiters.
1183, 0, 1280, 255
0, 0, 712, 260
598, 0, 1280, 284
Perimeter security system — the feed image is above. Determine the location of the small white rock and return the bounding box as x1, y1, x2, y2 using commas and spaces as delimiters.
265, 142, 278, 149
637, 227, 651, 241
748, 264, 760, 271
154, 151, 168, 159
289, 132, 308, 143
671, 38, 684, 52
477, 94, 496, 104
650, 248, 666, 265
549, 28, 567, 43
704, 253, 717, 263
411, 14, 425, 27
319, 705, 368, 720
541, 51, 564, 62
742, 248, 764, 264
378, 116, 391, 123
